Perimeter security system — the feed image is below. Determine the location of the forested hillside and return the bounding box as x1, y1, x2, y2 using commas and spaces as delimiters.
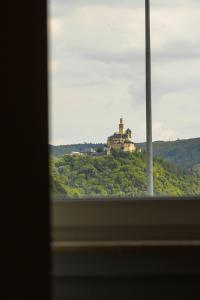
50, 151, 200, 198
139, 138, 200, 170
50, 138, 200, 171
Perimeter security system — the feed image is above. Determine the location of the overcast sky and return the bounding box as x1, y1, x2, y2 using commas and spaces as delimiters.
49, 0, 200, 145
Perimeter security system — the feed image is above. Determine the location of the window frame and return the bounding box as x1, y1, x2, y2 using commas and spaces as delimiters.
6, 1, 200, 299
50, 1, 200, 250
52, 196, 200, 250
3, 1, 50, 299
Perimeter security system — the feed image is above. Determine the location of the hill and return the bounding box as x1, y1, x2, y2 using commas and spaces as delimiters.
138, 138, 200, 170
50, 143, 105, 157
50, 151, 200, 198
50, 138, 200, 170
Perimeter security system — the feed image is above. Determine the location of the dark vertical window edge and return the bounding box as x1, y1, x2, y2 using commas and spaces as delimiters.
2, 1, 50, 299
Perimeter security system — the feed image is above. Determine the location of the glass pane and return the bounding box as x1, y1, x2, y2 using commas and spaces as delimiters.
49, 0, 200, 199
151, 1, 200, 196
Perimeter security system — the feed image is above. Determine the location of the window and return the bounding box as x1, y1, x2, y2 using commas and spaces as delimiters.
49, 0, 200, 200
49, 0, 200, 247
5, 2, 200, 300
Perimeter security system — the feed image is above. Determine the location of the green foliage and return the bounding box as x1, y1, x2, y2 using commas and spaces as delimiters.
50, 152, 200, 198
138, 138, 200, 170
191, 164, 200, 176
96, 147, 104, 153
49, 138, 200, 171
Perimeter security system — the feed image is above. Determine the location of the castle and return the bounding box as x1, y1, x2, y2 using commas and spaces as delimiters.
107, 118, 136, 153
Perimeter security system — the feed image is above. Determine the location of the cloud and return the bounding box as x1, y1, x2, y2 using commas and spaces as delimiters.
50, 0, 200, 8
48, 59, 60, 73
83, 50, 144, 65
49, 17, 65, 39
137, 122, 178, 142
49, 0, 142, 9
153, 122, 178, 141
49, 0, 200, 144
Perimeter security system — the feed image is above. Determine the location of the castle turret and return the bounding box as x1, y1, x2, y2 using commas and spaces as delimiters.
107, 118, 137, 154
119, 117, 124, 134
126, 128, 132, 139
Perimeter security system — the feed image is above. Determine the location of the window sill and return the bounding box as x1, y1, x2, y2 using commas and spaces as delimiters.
52, 196, 200, 250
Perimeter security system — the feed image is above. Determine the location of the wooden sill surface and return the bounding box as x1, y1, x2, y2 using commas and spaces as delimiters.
52, 240, 200, 253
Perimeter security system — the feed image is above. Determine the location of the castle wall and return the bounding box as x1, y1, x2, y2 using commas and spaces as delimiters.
107, 119, 137, 153
123, 143, 136, 152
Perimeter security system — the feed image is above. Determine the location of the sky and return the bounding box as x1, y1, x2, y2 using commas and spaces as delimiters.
49, 0, 200, 145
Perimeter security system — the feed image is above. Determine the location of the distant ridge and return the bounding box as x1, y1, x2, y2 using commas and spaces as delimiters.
137, 137, 200, 170
49, 137, 200, 170
49, 143, 105, 157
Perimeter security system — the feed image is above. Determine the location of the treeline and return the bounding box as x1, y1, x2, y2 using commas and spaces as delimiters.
49, 137, 200, 170
142, 138, 200, 170
50, 151, 200, 198
50, 143, 105, 157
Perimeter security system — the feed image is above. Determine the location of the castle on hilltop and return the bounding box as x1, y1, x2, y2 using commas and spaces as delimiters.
107, 118, 136, 154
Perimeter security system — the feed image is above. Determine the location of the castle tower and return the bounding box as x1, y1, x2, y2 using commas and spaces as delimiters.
126, 128, 132, 140
119, 117, 124, 134
107, 117, 137, 154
